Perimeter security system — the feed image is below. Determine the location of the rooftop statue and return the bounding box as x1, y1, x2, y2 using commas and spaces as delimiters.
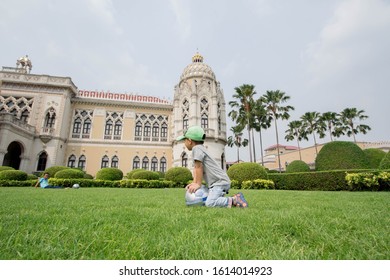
16, 55, 33, 73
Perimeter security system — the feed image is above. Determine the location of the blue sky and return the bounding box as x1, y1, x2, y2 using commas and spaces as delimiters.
1, 0, 389, 161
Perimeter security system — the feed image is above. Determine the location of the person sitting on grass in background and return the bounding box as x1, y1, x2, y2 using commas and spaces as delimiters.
35, 172, 63, 189
176, 125, 248, 208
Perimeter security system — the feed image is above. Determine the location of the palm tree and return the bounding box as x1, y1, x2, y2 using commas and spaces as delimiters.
300, 111, 325, 155
228, 84, 257, 162
320, 111, 341, 141
285, 120, 307, 161
227, 125, 248, 163
252, 98, 271, 166
338, 108, 371, 142
261, 90, 294, 172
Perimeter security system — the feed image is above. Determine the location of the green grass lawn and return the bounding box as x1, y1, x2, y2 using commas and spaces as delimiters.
0, 187, 389, 260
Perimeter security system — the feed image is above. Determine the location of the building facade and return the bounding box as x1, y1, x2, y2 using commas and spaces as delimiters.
0, 53, 228, 176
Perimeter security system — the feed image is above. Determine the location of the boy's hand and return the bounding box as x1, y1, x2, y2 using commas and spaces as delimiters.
186, 182, 201, 193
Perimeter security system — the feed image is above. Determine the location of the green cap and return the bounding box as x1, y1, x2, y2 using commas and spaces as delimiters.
176, 126, 206, 141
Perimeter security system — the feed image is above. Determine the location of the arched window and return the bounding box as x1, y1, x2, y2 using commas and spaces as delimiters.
114, 120, 122, 136
151, 157, 158, 171
152, 122, 159, 140
83, 118, 91, 135
161, 122, 168, 140
135, 121, 142, 137
181, 152, 188, 168
142, 156, 149, 170
111, 155, 119, 168
37, 152, 48, 171
67, 154, 76, 168
183, 114, 189, 130
73, 117, 82, 135
44, 108, 56, 128
144, 122, 151, 137
101, 155, 109, 168
133, 156, 140, 170
201, 113, 208, 129
160, 157, 167, 173
105, 119, 113, 136
78, 155, 86, 170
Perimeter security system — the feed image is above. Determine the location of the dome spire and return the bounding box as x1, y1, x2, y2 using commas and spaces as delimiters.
192, 51, 203, 63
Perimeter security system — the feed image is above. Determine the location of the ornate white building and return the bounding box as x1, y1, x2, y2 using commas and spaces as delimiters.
0, 53, 228, 176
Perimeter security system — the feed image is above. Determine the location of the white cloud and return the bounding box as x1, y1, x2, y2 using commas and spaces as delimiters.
305, 0, 390, 86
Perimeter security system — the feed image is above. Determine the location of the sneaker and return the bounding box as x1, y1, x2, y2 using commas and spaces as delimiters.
234, 192, 248, 208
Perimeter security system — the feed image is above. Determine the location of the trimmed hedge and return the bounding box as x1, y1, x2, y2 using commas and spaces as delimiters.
126, 169, 145, 179
165, 167, 192, 187
364, 148, 386, 169
95, 167, 123, 181
0, 179, 36, 187
0, 166, 15, 172
286, 160, 310, 173
44, 166, 69, 177
0, 170, 28, 181
379, 152, 390, 169
131, 170, 160, 180
315, 141, 370, 171
54, 168, 85, 179
227, 162, 268, 184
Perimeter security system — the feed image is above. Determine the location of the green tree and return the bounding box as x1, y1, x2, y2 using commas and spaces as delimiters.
261, 90, 294, 172
285, 120, 307, 161
301, 111, 325, 155
338, 108, 371, 142
252, 98, 271, 166
229, 84, 257, 162
320, 111, 342, 141
227, 125, 248, 163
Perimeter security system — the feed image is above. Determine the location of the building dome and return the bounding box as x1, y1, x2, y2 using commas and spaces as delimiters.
180, 52, 216, 81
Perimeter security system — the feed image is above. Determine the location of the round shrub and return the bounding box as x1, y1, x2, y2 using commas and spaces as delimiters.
83, 173, 94, 179
0, 170, 28, 181
132, 170, 160, 180
364, 148, 386, 168
0, 166, 15, 172
126, 169, 145, 179
379, 151, 390, 169
286, 160, 311, 173
27, 174, 38, 180
227, 162, 268, 184
165, 167, 192, 186
44, 166, 69, 177
315, 141, 370, 171
54, 168, 85, 179
95, 167, 123, 181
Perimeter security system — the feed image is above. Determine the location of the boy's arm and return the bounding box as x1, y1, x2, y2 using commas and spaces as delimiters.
35, 178, 40, 188
187, 160, 203, 193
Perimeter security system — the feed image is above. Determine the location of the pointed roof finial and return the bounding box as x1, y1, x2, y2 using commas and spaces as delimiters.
192, 50, 203, 63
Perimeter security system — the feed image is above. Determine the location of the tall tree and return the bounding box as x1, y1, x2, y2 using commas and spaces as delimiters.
229, 84, 257, 162
227, 125, 248, 163
300, 111, 325, 155
252, 98, 271, 166
320, 111, 341, 142
285, 120, 307, 161
338, 108, 371, 142
261, 90, 294, 172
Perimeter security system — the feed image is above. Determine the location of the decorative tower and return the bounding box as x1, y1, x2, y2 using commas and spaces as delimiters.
172, 52, 228, 170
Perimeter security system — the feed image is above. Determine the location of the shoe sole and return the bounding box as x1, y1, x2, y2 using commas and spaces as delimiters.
235, 192, 248, 208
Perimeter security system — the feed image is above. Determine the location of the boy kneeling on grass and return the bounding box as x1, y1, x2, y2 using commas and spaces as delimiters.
176, 125, 248, 208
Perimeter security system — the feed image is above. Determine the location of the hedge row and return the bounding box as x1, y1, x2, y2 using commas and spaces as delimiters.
268, 169, 390, 191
